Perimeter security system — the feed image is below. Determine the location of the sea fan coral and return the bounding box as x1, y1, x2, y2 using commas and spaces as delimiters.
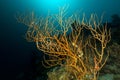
17, 6, 111, 80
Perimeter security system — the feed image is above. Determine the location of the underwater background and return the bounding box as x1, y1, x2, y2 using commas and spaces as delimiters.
0, 0, 120, 80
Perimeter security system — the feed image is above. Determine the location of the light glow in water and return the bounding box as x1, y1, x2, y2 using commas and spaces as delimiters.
36, 0, 79, 14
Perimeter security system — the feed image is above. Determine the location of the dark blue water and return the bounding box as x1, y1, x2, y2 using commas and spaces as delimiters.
0, 0, 120, 80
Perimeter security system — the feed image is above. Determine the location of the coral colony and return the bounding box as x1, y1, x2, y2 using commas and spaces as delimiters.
17, 7, 111, 80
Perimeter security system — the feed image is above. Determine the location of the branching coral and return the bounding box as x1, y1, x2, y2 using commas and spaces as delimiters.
17, 7, 111, 80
